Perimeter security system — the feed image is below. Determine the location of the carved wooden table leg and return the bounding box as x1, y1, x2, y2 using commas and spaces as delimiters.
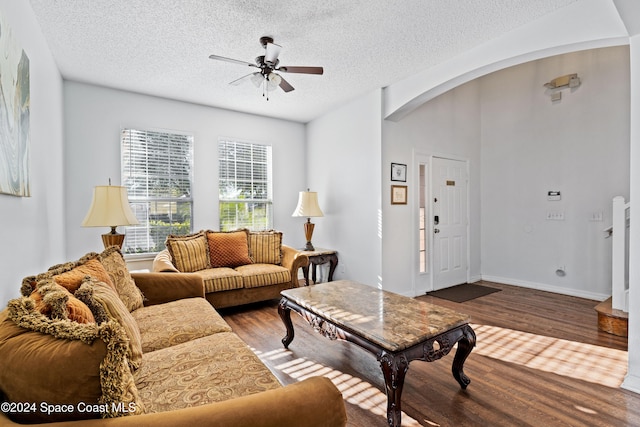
278, 299, 295, 349
451, 325, 476, 389
279, 283, 475, 427
380, 353, 409, 427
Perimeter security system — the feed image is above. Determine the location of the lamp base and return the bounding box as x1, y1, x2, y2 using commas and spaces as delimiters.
303, 219, 316, 252
101, 227, 125, 249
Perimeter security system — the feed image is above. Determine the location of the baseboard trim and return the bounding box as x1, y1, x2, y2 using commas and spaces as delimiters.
481, 275, 610, 301
468, 275, 482, 284
622, 374, 640, 394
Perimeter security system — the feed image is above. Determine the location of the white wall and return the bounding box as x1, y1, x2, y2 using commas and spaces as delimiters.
382, 82, 482, 296
379, 47, 629, 300
63, 82, 306, 262
306, 90, 382, 288
0, 2, 64, 305
481, 46, 630, 299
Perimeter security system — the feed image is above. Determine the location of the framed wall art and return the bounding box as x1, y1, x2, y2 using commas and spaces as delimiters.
391, 185, 407, 205
0, 13, 31, 197
391, 163, 406, 182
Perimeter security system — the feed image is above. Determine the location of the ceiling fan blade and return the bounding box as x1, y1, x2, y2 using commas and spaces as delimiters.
209, 54, 257, 68
229, 72, 261, 86
278, 76, 295, 93
265, 42, 282, 64
278, 66, 324, 75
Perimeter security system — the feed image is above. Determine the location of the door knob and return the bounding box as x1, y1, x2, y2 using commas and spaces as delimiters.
434, 228, 440, 234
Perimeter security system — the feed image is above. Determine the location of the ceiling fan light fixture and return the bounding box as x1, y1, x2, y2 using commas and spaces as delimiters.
266, 84, 278, 92
250, 73, 264, 87
265, 42, 282, 64
268, 72, 282, 85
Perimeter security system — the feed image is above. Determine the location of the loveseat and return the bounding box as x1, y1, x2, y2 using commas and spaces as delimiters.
153, 229, 309, 308
0, 246, 346, 426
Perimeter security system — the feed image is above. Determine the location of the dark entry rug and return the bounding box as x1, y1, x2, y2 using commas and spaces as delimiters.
426, 283, 501, 303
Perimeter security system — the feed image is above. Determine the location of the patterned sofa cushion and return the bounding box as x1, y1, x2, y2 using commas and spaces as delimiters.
134, 332, 281, 413
206, 229, 253, 268
131, 298, 232, 353
98, 246, 145, 312
80, 277, 144, 371
194, 268, 244, 293
235, 264, 291, 289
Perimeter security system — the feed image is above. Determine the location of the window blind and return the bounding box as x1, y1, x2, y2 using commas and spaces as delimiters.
218, 139, 273, 231
121, 129, 193, 254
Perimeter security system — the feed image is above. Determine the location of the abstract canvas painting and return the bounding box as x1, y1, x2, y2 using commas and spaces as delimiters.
0, 12, 30, 197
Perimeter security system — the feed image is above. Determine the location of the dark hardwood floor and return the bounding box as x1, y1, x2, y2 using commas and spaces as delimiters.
219, 281, 640, 426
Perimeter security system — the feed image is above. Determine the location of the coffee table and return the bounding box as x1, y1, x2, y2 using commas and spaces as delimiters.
278, 280, 476, 427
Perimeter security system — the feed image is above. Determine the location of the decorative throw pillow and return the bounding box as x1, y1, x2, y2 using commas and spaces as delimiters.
21, 254, 116, 296
206, 229, 253, 268
29, 280, 95, 324
81, 276, 143, 371
248, 230, 283, 265
0, 299, 144, 423
165, 231, 210, 272
74, 282, 111, 325
97, 246, 145, 312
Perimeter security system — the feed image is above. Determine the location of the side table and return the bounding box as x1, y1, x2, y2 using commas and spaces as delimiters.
300, 248, 338, 286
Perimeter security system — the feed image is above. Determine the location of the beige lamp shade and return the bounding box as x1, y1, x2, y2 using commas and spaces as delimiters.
82, 185, 139, 248
291, 191, 324, 218
292, 191, 323, 251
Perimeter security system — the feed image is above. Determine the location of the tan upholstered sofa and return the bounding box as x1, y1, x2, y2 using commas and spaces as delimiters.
153, 229, 309, 308
0, 247, 346, 426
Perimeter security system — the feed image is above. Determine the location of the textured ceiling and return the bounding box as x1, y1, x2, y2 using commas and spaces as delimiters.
28, 0, 578, 123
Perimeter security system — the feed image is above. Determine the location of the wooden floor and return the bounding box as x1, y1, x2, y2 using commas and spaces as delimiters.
219, 281, 640, 427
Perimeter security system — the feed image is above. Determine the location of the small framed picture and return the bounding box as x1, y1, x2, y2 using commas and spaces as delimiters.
391, 185, 408, 205
391, 163, 407, 182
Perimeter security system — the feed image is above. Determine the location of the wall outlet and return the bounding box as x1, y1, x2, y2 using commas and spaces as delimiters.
589, 211, 603, 222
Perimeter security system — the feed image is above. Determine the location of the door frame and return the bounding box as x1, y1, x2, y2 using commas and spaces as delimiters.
413, 151, 471, 295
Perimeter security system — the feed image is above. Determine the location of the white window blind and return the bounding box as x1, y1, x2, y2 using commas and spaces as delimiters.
121, 129, 193, 254
218, 139, 272, 231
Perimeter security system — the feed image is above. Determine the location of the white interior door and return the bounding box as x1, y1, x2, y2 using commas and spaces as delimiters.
432, 157, 468, 290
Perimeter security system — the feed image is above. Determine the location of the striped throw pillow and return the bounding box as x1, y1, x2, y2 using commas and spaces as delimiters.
165, 231, 210, 272
248, 231, 283, 265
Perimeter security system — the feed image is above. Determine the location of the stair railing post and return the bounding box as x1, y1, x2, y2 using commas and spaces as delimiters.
612, 196, 627, 311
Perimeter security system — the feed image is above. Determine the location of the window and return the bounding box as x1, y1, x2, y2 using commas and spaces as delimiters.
419, 164, 427, 273
218, 139, 272, 231
121, 129, 193, 254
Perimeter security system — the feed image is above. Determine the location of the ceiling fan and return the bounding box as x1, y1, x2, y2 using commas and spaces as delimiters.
209, 36, 324, 98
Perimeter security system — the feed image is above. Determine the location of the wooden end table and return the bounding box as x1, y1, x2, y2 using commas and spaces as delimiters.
299, 248, 338, 285
278, 280, 475, 427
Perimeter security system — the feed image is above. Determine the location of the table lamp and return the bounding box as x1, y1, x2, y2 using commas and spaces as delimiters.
82, 183, 139, 249
292, 190, 323, 251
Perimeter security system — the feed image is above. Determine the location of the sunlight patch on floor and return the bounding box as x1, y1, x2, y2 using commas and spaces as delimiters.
472, 323, 628, 388
255, 348, 422, 426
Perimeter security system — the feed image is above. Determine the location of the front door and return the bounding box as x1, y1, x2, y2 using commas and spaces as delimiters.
432, 157, 468, 290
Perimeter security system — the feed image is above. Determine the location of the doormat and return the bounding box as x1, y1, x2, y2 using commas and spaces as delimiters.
426, 283, 501, 303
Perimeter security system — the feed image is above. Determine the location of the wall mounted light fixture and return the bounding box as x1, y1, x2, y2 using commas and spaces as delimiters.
544, 73, 581, 102
543, 73, 581, 90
